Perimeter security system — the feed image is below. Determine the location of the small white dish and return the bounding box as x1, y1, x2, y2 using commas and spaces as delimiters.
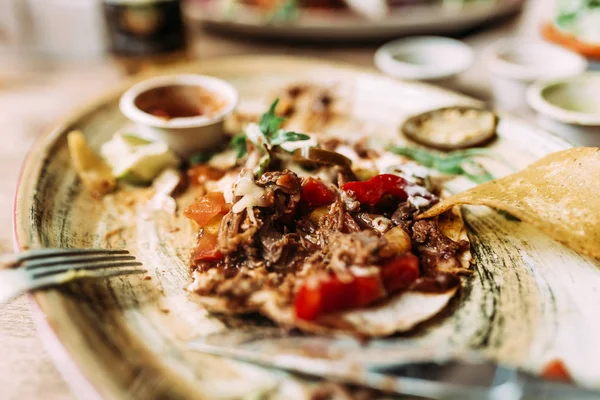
482, 39, 587, 111
120, 74, 238, 158
527, 73, 600, 147
374, 36, 474, 81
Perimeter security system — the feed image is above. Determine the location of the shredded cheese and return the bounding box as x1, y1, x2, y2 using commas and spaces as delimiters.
231, 170, 267, 213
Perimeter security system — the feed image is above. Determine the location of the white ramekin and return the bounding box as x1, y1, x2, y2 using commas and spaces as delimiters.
527, 73, 600, 147
482, 39, 588, 112
375, 36, 474, 81
119, 74, 239, 158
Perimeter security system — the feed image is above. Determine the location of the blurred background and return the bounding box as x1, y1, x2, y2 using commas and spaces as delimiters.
1, 1, 598, 111
1, 0, 599, 152
1, 1, 600, 399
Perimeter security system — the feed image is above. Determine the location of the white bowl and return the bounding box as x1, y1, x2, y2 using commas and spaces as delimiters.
374, 36, 474, 81
527, 73, 600, 146
119, 74, 239, 158
482, 39, 588, 111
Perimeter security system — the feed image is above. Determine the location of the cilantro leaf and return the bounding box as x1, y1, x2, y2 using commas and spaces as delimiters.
189, 151, 215, 165
259, 99, 285, 138
232, 99, 310, 167
269, 130, 310, 146
388, 146, 497, 184
231, 134, 248, 159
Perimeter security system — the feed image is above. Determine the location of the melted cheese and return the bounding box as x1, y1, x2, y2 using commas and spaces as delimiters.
207, 172, 238, 204
245, 123, 265, 147
231, 171, 267, 213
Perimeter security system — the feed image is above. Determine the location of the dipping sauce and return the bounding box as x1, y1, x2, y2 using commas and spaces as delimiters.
134, 85, 227, 120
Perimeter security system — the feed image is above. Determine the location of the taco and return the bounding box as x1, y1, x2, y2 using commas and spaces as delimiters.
184, 100, 471, 337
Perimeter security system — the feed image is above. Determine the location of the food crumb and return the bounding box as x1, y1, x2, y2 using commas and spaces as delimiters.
541, 359, 572, 383
124, 196, 137, 206
105, 227, 124, 239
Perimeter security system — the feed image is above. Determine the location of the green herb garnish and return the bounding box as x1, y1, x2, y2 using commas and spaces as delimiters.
269, 130, 310, 146
231, 134, 248, 159
233, 98, 309, 158
231, 98, 310, 177
189, 151, 215, 165
388, 146, 504, 184
259, 99, 286, 137
254, 153, 271, 177
268, 0, 298, 22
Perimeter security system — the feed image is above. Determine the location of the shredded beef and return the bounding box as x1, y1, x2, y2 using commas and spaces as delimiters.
258, 216, 302, 269
257, 170, 302, 219
218, 209, 262, 256
342, 213, 361, 233
391, 201, 417, 231
321, 199, 345, 233
355, 213, 391, 233
412, 220, 469, 275
302, 230, 385, 278
257, 170, 302, 194
216, 170, 302, 260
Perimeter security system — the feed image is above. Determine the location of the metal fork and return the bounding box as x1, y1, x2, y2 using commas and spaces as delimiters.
0, 248, 145, 303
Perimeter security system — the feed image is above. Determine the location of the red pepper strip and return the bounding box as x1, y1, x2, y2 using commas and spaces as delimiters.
192, 232, 224, 262
294, 254, 421, 321
381, 254, 420, 292
341, 174, 409, 206
294, 274, 384, 321
301, 178, 336, 208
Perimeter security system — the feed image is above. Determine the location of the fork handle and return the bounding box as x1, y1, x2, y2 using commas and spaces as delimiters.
0, 253, 20, 269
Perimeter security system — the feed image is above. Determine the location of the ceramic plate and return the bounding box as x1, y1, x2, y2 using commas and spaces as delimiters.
13, 56, 600, 399
186, 0, 525, 40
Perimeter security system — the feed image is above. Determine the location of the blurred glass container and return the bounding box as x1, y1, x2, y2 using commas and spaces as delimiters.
25, 0, 108, 59
103, 0, 189, 75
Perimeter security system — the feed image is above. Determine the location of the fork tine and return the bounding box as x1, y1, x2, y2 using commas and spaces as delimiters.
31, 261, 143, 278
30, 268, 147, 289
24, 254, 137, 270
18, 248, 129, 262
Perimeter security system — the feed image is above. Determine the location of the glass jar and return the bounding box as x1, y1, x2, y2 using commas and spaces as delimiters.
103, 0, 189, 74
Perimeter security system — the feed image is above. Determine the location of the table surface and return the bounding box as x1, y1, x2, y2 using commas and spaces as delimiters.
0, 2, 550, 399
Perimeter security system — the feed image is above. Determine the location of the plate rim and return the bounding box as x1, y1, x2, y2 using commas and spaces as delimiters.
11, 54, 574, 399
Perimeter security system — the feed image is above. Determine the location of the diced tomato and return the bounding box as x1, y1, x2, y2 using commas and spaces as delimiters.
184, 192, 231, 227
381, 254, 420, 293
192, 232, 224, 263
355, 276, 385, 305
301, 178, 336, 208
294, 273, 383, 321
341, 174, 410, 206
294, 254, 421, 321
541, 360, 572, 383
187, 165, 225, 186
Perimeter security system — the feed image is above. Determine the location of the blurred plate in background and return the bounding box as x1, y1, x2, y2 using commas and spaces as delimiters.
185, 0, 525, 40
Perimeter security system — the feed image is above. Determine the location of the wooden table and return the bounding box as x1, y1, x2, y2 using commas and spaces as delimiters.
0, 2, 550, 398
